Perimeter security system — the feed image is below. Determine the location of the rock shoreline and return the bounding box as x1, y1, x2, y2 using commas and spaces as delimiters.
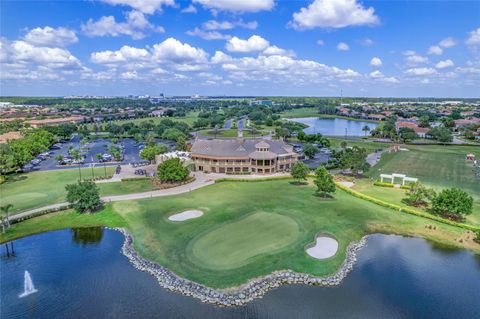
114, 227, 367, 307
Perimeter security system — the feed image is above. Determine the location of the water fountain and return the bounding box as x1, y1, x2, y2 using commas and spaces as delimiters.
18, 271, 38, 298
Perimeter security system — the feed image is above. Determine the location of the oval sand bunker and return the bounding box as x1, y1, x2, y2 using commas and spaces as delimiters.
168, 210, 204, 222
306, 236, 339, 259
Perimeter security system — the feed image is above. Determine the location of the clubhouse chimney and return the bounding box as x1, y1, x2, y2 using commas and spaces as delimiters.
237, 129, 244, 143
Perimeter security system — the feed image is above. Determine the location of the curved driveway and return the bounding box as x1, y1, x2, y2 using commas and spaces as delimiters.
9, 172, 289, 223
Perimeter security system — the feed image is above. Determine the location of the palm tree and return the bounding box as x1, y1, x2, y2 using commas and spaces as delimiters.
71, 149, 82, 181
96, 153, 106, 178
1, 204, 13, 232
362, 125, 371, 137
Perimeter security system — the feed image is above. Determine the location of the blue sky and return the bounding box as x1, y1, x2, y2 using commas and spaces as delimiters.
1, 0, 479, 97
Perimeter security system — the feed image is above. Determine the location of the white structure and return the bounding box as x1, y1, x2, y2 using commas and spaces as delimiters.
380, 173, 418, 185
155, 151, 191, 163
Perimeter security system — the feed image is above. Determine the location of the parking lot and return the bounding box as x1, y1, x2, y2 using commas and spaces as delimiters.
25, 135, 175, 172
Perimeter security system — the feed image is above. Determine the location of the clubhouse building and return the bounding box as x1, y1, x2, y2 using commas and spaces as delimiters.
190, 133, 298, 174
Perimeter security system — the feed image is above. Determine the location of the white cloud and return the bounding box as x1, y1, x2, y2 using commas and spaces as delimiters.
359, 38, 374, 46
405, 67, 436, 76
90, 38, 209, 74
152, 38, 209, 64
4, 39, 81, 68
216, 53, 362, 87
91, 45, 150, 63
193, 0, 274, 12
369, 70, 383, 78
291, 0, 379, 30
403, 50, 416, 56
370, 57, 382, 67
82, 10, 164, 40
186, 28, 231, 40
435, 59, 454, 69
337, 42, 349, 51
439, 37, 457, 48
226, 35, 270, 53
100, 0, 175, 14
211, 51, 232, 64
317, 40, 325, 46
466, 28, 480, 46
406, 54, 428, 65
181, 4, 197, 13
428, 45, 443, 55
262, 45, 295, 57
203, 19, 257, 30
23, 26, 78, 47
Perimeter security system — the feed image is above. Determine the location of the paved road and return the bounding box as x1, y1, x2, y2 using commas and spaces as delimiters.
8, 172, 290, 223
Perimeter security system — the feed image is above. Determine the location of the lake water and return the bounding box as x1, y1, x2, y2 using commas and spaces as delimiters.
1, 228, 479, 319
289, 117, 379, 136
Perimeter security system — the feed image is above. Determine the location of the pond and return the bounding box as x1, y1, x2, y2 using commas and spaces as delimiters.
289, 117, 379, 136
1, 228, 479, 319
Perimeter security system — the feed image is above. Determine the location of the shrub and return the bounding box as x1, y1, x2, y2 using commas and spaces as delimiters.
374, 181, 394, 188
157, 158, 189, 183
335, 182, 478, 232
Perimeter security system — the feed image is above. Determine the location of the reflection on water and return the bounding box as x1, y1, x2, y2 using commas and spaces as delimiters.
71, 227, 104, 246
1, 229, 479, 319
289, 117, 379, 136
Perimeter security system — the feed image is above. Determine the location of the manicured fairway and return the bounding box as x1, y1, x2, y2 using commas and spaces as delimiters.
2, 180, 478, 289
366, 144, 480, 224
0, 167, 114, 214
107, 180, 478, 287
369, 145, 479, 195
189, 212, 301, 270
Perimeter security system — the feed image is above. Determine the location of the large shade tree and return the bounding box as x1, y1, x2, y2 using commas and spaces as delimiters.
431, 188, 473, 220
66, 181, 102, 213
157, 158, 189, 183
314, 166, 336, 198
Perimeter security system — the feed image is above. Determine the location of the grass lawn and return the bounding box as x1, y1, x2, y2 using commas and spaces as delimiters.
329, 138, 390, 152
5, 180, 477, 289
97, 178, 156, 196
358, 144, 480, 225
279, 107, 320, 118
84, 111, 200, 129
0, 167, 114, 214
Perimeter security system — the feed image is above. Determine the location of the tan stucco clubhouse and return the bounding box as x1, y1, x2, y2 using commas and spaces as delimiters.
190, 134, 298, 174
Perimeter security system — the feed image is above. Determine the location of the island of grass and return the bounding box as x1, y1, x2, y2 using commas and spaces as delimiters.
2, 179, 478, 290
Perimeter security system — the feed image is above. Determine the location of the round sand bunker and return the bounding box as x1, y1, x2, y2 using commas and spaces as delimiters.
168, 210, 204, 222
306, 236, 338, 259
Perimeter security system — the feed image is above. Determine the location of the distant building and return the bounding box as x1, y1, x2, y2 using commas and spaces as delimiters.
395, 121, 430, 138
250, 100, 273, 106
454, 118, 480, 127
190, 133, 298, 174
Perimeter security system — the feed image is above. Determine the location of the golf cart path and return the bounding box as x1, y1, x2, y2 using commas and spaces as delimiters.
9, 172, 289, 222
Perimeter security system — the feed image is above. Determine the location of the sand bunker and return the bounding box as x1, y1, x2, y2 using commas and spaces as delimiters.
306, 236, 338, 259
168, 210, 204, 222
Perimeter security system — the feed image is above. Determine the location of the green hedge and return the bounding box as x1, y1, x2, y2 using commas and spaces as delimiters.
374, 181, 395, 188
336, 182, 479, 232
215, 176, 292, 183
10, 204, 73, 224
121, 177, 152, 182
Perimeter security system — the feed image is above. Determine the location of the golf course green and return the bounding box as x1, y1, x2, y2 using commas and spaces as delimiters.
188, 212, 301, 270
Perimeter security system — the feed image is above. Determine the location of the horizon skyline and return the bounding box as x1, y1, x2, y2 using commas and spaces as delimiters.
1, 0, 479, 97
